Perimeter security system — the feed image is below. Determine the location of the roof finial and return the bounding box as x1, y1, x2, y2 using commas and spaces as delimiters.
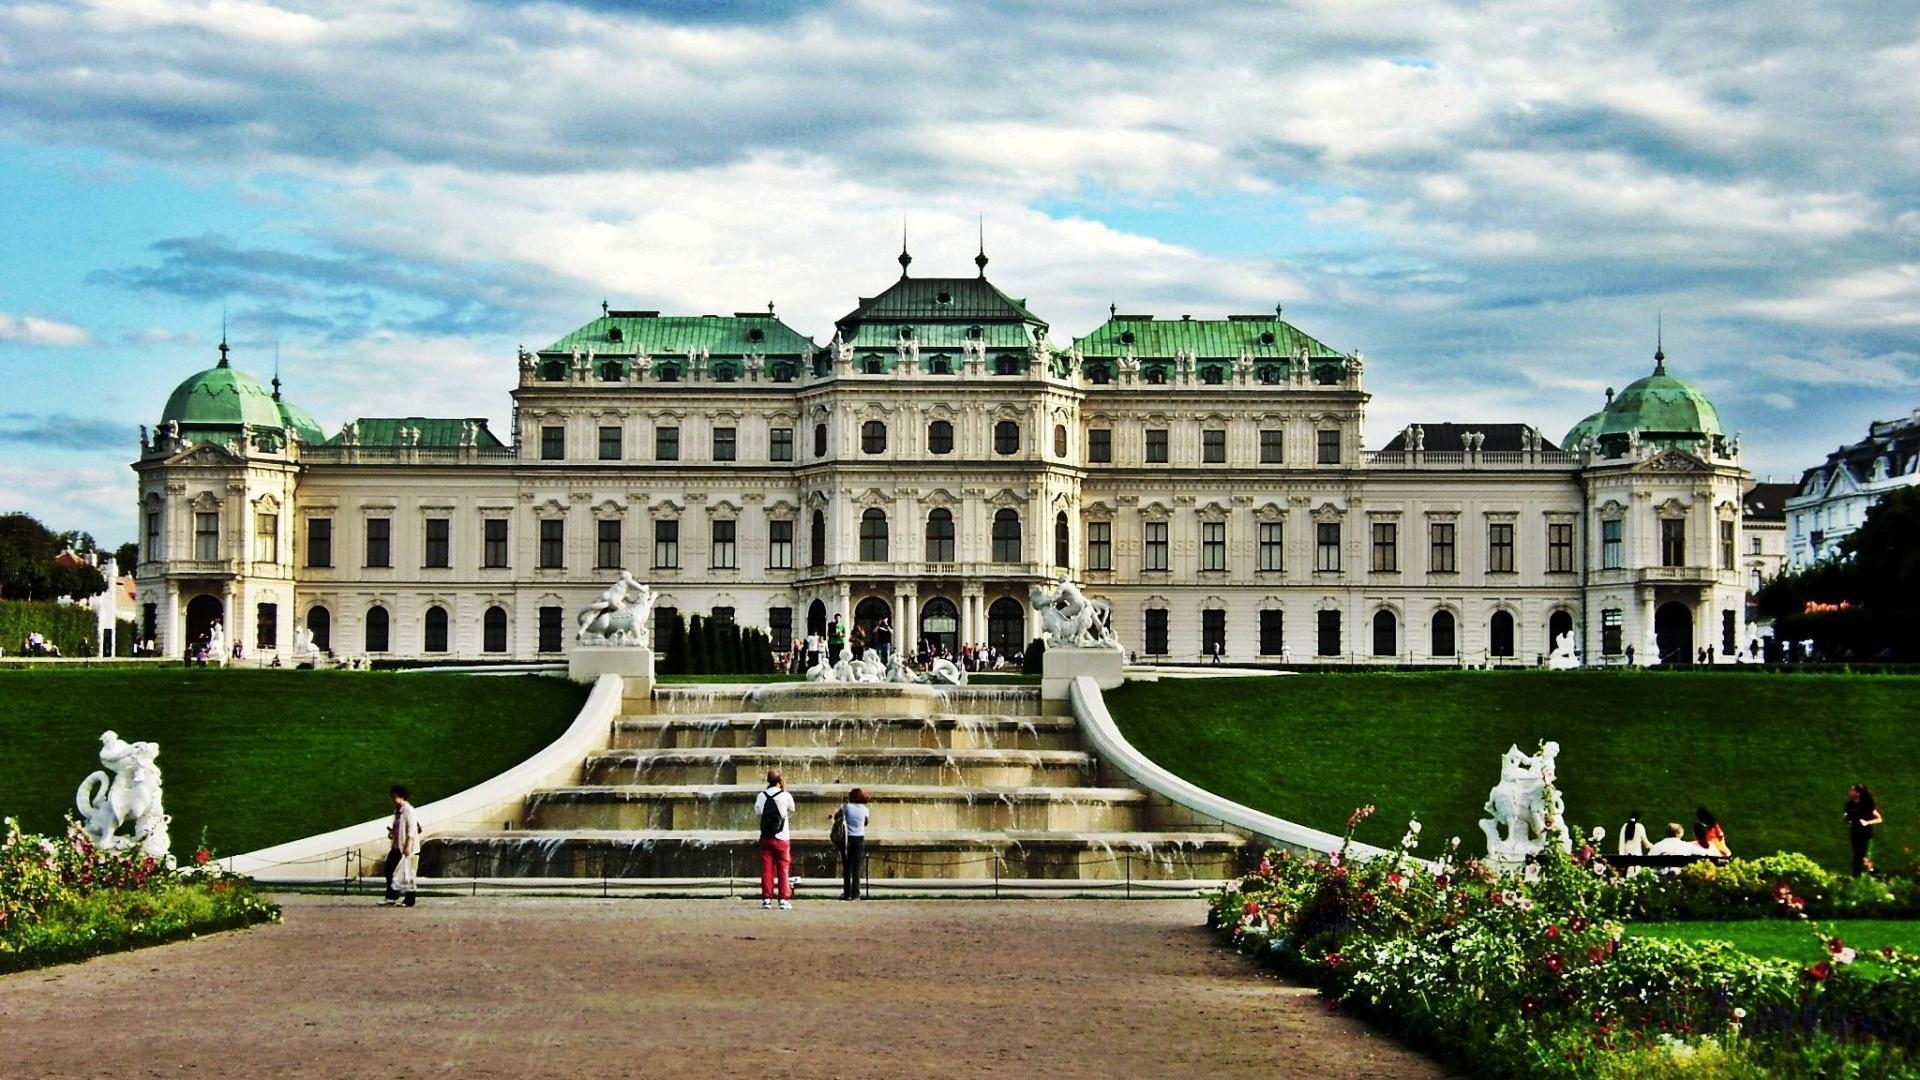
975, 215, 989, 276
898, 218, 912, 277
1276, 302, 1284, 319
1654, 313, 1666, 375
1109, 302, 1117, 318
218, 304, 229, 368
271, 339, 282, 402
767, 299, 776, 315
601, 299, 610, 317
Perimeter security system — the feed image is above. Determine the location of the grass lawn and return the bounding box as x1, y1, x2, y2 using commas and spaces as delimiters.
1633, 920, 1920, 964
0, 669, 586, 854
1106, 671, 1920, 873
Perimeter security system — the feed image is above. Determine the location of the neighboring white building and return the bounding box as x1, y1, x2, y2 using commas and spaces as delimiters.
1784, 409, 1920, 569
132, 254, 1753, 666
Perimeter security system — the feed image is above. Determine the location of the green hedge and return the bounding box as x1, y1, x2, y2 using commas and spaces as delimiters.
0, 599, 98, 657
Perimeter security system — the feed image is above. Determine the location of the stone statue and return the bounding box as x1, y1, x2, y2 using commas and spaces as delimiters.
1412, 424, 1425, 452
1029, 576, 1119, 650
575, 570, 655, 646
926, 656, 968, 686
1547, 631, 1580, 671
1478, 742, 1569, 862
1645, 619, 1661, 665
851, 648, 887, 683
885, 651, 919, 684
831, 654, 856, 682
206, 620, 228, 667
75, 731, 171, 861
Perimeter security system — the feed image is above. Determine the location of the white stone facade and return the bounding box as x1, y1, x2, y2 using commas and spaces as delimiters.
1784, 409, 1920, 569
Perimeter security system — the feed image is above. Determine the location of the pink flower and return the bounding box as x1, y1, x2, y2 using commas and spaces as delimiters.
1326, 952, 1342, 968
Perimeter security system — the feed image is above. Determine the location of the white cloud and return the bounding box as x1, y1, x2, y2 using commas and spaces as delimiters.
0, 313, 92, 347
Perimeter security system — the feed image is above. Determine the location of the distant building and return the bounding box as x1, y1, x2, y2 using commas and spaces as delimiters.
1785, 409, 1920, 568
1741, 482, 1796, 594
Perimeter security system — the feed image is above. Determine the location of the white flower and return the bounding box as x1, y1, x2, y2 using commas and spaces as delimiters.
1409, 821, 1423, 834
1836, 947, 1858, 965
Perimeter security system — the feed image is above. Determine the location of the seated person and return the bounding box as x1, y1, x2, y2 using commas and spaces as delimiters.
1646, 823, 1700, 857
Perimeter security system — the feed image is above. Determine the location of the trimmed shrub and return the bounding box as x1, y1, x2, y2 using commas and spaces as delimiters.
0, 599, 97, 657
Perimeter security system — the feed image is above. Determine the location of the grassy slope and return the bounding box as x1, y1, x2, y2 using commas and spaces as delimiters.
1633, 920, 1920, 964
1106, 672, 1920, 872
0, 669, 585, 854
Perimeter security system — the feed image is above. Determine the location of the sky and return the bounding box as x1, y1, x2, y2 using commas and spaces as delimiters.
3, 0, 1917, 544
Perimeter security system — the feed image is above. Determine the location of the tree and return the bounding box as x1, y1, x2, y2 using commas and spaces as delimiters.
686, 614, 709, 674
0, 513, 61, 600
1757, 486, 1920, 660
658, 611, 689, 675
113, 542, 139, 575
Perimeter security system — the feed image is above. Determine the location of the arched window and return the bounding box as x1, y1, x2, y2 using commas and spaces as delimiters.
1548, 609, 1574, 649
365, 606, 390, 653
992, 509, 1021, 563
859, 508, 889, 562
927, 420, 954, 454
424, 605, 449, 653
1372, 610, 1397, 657
806, 599, 827, 637
658, 364, 681, 382
1489, 610, 1516, 658
770, 362, 795, 383
1088, 363, 1111, 385
1260, 365, 1281, 385
1201, 365, 1224, 385
1054, 511, 1070, 568
994, 421, 1020, 455
813, 423, 828, 457
483, 606, 508, 653
861, 420, 887, 454
712, 361, 737, 382
600, 361, 623, 381
987, 597, 1025, 653
809, 509, 826, 567
1053, 424, 1068, 457
306, 606, 331, 653
925, 508, 955, 562
1431, 610, 1456, 657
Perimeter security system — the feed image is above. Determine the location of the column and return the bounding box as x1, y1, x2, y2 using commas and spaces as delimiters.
165, 582, 182, 657
223, 581, 239, 661
960, 586, 978, 647
835, 582, 852, 626
895, 587, 914, 650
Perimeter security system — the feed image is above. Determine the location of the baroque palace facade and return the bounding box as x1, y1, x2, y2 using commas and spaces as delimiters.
133, 250, 1753, 666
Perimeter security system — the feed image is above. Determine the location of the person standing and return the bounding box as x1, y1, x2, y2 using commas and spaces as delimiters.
828, 616, 846, 663
382, 784, 420, 908
1846, 785, 1884, 876
755, 769, 796, 910
875, 619, 893, 665
834, 788, 872, 900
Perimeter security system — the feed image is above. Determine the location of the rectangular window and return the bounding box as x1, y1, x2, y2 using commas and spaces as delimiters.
1200, 521, 1226, 571
1661, 518, 1686, 567
1087, 521, 1112, 571
306, 518, 332, 568
1258, 522, 1284, 572
1315, 522, 1341, 572
1488, 522, 1515, 573
770, 427, 793, 462
1144, 521, 1169, 571
596, 519, 622, 569
144, 512, 161, 563
364, 517, 390, 568
1317, 609, 1341, 657
1601, 608, 1623, 656
1750, 535, 1762, 555
1720, 520, 1735, 570
484, 519, 509, 568
1145, 428, 1168, 464
713, 426, 736, 462
540, 425, 564, 461
1722, 609, 1737, 654
539, 519, 564, 569
1601, 519, 1623, 569
1089, 428, 1112, 463
768, 519, 794, 569
1429, 521, 1456, 573
1316, 428, 1341, 465
255, 603, 277, 651
712, 520, 737, 569
654, 519, 680, 569
1201, 608, 1226, 656
538, 606, 563, 653
1144, 608, 1169, 655
597, 426, 621, 461
193, 512, 219, 561
1202, 429, 1226, 464
1547, 522, 1574, 573
1259, 609, 1284, 655
1259, 429, 1284, 464
1370, 521, 1398, 572
423, 517, 449, 568
769, 606, 793, 647
655, 426, 679, 461
255, 512, 279, 564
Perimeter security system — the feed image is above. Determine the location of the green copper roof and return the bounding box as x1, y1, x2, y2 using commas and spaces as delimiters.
160, 353, 285, 431
837, 276, 1046, 328
322, 417, 505, 448
541, 312, 814, 357
1562, 408, 1607, 449
276, 398, 326, 445
1072, 315, 1340, 359
1596, 354, 1724, 442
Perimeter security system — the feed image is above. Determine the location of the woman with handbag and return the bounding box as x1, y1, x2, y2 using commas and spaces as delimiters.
835, 788, 871, 900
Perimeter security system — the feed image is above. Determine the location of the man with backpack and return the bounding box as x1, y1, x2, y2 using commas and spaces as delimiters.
754, 769, 797, 909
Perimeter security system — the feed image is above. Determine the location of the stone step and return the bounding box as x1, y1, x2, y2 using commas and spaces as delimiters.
524, 784, 1147, 833
422, 829, 1251, 881
584, 747, 1093, 788
611, 714, 1079, 751
650, 683, 1044, 718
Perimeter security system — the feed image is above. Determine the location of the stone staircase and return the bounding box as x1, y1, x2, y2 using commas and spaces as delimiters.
421, 682, 1251, 886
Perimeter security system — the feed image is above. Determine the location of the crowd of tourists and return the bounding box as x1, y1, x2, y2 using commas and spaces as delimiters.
782, 613, 1021, 675
1612, 790, 1885, 877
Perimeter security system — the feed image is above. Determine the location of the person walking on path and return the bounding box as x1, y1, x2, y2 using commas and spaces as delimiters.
1846, 785, 1884, 876
833, 788, 872, 900
382, 784, 420, 908
755, 770, 796, 910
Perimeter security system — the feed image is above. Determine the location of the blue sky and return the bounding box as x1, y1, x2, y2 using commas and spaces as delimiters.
3, 0, 1918, 542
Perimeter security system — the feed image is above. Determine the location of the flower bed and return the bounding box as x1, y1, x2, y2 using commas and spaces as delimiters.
1, 818, 280, 974
1208, 807, 1920, 1078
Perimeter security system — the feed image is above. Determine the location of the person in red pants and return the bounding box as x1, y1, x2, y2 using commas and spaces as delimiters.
755, 769, 796, 909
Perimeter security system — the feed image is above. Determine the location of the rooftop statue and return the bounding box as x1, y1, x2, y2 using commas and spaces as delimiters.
1030, 576, 1120, 650
575, 570, 656, 647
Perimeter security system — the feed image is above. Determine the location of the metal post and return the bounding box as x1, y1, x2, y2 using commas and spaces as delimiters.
342, 850, 352, 896
601, 850, 609, 899
994, 852, 1000, 899
728, 851, 735, 898
1126, 854, 1132, 900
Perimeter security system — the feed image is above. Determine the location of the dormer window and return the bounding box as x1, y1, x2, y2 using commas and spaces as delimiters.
1201, 366, 1224, 385
1260, 366, 1281, 385
936, 291, 953, 305
771, 362, 795, 383
966, 326, 983, 340
541, 361, 566, 381
863, 357, 884, 375
1088, 364, 1111, 385
899, 326, 914, 340
747, 327, 764, 342
931, 355, 951, 375
1120, 330, 1135, 345
1259, 331, 1275, 345
713, 363, 736, 383
1145, 366, 1167, 385
658, 364, 681, 383
607, 326, 624, 342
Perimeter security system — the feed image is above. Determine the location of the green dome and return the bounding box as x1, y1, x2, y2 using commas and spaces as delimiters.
1596, 353, 1724, 444
1562, 408, 1606, 449
276, 397, 326, 445
160, 350, 284, 433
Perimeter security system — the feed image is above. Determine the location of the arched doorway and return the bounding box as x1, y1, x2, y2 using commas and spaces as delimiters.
185, 594, 222, 657
1489, 610, 1515, 658
987, 597, 1025, 655
1547, 609, 1573, 650
1431, 610, 1456, 657
1655, 602, 1693, 664
482, 606, 508, 653
920, 597, 959, 657
1372, 609, 1397, 657
806, 599, 827, 637
853, 596, 891, 647
306, 606, 331, 653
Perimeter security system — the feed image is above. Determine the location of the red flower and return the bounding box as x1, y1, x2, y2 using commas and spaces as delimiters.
1243, 901, 1260, 917
1434, 873, 1450, 889
1544, 952, 1565, 974
1520, 996, 1540, 1017
1545, 924, 1562, 940
1488, 890, 1505, 906
1358, 892, 1378, 914
195, 849, 212, 866
1569, 915, 1589, 932
1803, 962, 1832, 982
1587, 946, 1607, 965
1326, 952, 1343, 968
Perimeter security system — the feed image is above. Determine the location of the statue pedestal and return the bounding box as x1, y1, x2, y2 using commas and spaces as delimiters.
1041, 645, 1125, 701
568, 645, 655, 691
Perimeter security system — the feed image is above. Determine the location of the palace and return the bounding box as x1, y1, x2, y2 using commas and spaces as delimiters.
132, 249, 1754, 666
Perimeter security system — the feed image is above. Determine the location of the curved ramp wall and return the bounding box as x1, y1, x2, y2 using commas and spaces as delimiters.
226, 674, 626, 883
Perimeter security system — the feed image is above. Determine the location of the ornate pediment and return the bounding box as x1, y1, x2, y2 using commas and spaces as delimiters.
988, 487, 1028, 509
1084, 499, 1116, 520
593, 499, 625, 517
708, 498, 743, 517
650, 498, 685, 518
803, 489, 831, 509
1657, 497, 1690, 518
165, 442, 243, 468
1639, 448, 1706, 473
253, 494, 280, 514
1196, 500, 1230, 522
535, 498, 568, 518
1253, 501, 1287, 522
188, 490, 223, 512
1139, 500, 1172, 522
1312, 502, 1344, 522
854, 487, 891, 509
765, 499, 798, 517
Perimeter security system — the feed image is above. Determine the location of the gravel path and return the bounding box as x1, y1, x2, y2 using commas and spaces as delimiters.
0, 895, 1448, 1079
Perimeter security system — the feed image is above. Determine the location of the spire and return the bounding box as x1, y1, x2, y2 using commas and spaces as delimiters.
1654, 313, 1666, 375
271, 340, 282, 401
601, 299, 610, 317
897, 219, 912, 277
218, 305, 229, 368
767, 299, 776, 315
974, 216, 989, 276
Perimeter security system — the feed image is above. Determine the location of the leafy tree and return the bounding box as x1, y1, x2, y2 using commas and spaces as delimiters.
113, 542, 139, 575
686, 614, 708, 674
1757, 486, 1920, 660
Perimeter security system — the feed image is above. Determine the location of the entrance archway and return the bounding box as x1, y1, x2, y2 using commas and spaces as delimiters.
185, 594, 222, 657
306, 606, 331, 653
987, 596, 1025, 655
920, 597, 959, 657
1655, 602, 1693, 664
806, 599, 827, 637
853, 596, 891, 648
1547, 609, 1573, 650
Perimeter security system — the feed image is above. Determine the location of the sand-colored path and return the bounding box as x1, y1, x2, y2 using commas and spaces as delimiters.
0, 896, 1447, 1079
